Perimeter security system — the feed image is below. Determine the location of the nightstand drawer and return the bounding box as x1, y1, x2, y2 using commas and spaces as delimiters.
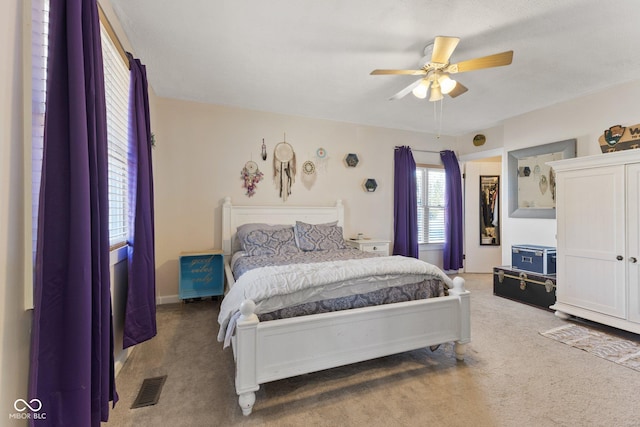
346, 239, 390, 255
360, 243, 389, 254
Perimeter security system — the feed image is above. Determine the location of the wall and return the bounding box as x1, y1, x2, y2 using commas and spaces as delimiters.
0, 0, 31, 422
456, 79, 640, 265
152, 98, 454, 299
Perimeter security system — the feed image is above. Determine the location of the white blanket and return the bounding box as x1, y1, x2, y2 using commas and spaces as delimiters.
217, 255, 452, 344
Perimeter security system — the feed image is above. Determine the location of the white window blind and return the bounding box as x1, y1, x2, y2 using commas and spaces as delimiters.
101, 22, 131, 248
31, 0, 49, 262
416, 166, 446, 244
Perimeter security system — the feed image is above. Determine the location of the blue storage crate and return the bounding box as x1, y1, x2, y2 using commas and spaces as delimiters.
511, 245, 556, 275
179, 251, 224, 300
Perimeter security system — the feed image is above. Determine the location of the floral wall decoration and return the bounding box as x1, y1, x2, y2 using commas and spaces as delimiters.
241, 160, 263, 197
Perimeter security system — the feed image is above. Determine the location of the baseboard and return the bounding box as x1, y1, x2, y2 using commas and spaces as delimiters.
114, 346, 133, 377
157, 294, 180, 305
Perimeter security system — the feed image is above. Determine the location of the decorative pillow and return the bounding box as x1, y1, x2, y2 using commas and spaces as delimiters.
294, 221, 347, 251
238, 224, 300, 256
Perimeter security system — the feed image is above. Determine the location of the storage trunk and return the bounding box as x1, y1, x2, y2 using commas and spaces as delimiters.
511, 244, 557, 275
493, 266, 556, 311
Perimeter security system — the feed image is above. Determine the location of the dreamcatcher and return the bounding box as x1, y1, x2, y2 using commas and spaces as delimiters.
273, 140, 296, 201
314, 147, 329, 173
241, 160, 263, 197
301, 160, 317, 190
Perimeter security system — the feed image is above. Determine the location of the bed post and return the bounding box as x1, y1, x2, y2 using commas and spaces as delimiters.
235, 299, 260, 415
449, 276, 470, 361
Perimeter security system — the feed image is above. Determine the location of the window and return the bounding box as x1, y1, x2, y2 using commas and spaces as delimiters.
29, 2, 131, 289
416, 165, 445, 244
101, 22, 131, 249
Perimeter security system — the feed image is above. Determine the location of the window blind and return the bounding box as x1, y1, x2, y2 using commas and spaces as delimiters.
416, 166, 445, 244
100, 22, 131, 248
31, 0, 49, 262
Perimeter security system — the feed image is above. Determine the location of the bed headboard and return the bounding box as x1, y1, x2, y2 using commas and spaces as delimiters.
221, 197, 345, 255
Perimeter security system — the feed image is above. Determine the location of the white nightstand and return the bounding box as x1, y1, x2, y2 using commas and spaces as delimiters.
346, 239, 390, 255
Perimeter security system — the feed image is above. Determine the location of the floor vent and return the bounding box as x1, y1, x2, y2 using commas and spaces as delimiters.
131, 375, 167, 409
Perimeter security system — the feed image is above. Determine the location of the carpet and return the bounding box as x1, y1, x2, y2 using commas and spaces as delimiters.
541, 324, 640, 372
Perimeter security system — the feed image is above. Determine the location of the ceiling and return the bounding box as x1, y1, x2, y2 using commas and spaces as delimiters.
109, 0, 640, 136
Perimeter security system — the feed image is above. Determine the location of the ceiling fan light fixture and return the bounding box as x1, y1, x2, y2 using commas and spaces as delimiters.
438, 74, 457, 95
429, 82, 443, 102
412, 80, 429, 99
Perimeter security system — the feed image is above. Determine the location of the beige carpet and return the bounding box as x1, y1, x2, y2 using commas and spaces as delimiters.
540, 324, 640, 372
105, 273, 640, 427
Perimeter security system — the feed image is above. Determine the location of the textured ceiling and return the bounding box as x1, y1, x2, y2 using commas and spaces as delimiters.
109, 0, 640, 136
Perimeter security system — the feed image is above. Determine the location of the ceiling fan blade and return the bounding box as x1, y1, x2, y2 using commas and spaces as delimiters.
451, 50, 514, 73
431, 36, 460, 64
389, 78, 425, 100
370, 69, 426, 76
447, 82, 468, 98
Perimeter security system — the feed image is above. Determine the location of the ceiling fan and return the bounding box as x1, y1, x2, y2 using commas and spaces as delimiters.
370, 36, 513, 102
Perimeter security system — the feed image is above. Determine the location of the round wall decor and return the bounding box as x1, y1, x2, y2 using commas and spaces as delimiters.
302, 160, 316, 175
473, 134, 486, 146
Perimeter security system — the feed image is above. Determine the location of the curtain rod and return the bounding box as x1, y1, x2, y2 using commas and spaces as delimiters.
395, 146, 442, 154
98, 4, 130, 69
412, 149, 442, 154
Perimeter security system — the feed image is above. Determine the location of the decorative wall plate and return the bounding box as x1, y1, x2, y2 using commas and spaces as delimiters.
345, 153, 359, 167
473, 134, 486, 146
316, 147, 327, 158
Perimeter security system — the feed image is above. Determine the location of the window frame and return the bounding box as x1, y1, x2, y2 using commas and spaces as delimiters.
416, 163, 446, 245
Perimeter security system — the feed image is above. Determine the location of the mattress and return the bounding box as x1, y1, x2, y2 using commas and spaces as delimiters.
218, 250, 451, 346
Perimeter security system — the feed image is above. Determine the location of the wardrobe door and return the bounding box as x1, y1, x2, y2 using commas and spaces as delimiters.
627, 163, 640, 323
556, 165, 626, 318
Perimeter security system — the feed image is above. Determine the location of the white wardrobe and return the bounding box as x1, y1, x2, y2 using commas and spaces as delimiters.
549, 149, 640, 334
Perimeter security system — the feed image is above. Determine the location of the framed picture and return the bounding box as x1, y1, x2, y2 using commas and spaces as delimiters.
507, 139, 576, 218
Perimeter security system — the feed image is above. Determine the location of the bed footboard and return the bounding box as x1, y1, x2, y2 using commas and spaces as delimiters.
233, 276, 470, 415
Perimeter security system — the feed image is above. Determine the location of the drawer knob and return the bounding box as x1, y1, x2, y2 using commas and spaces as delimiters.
617, 255, 623, 261
631, 257, 638, 264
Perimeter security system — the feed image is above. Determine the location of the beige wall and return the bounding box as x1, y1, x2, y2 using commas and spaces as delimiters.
152, 98, 454, 298
455, 79, 640, 266
1, 0, 31, 421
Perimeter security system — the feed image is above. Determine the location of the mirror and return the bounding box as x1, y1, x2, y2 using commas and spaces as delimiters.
480, 176, 500, 245
508, 139, 576, 218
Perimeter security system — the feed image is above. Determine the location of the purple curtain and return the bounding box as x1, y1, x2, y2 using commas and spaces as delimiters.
393, 146, 419, 258
29, 0, 118, 425
440, 150, 464, 270
123, 53, 157, 348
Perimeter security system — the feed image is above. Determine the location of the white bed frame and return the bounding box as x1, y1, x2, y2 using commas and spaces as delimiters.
221, 197, 470, 415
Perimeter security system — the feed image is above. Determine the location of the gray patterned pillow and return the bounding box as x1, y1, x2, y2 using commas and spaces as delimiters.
239, 225, 300, 256
295, 221, 347, 251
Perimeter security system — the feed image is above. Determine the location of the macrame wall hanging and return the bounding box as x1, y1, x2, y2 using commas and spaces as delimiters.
273, 137, 296, 201
301, 159, 316, 190
241, 160, 263, 197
